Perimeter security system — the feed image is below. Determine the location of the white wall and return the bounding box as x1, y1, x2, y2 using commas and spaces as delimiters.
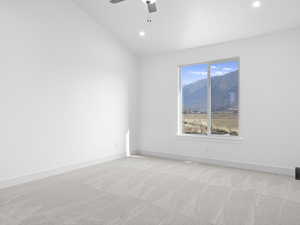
0, 0, 137, 182
137, 28, 300, 175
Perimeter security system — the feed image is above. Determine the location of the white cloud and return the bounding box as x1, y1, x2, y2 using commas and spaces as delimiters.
211, 66, 217, 69
189, 71, 207, 76
214, 71, 225, 76
223, 67, 233, 71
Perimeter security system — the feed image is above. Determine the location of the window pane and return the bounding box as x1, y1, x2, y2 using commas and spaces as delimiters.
181, 64, 209, 135
211, 61, 239, 136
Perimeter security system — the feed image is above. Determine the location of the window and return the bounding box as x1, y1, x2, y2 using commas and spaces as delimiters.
179, 58, 240, 137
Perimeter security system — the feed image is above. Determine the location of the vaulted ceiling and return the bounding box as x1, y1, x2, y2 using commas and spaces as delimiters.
74, 0, 300, 55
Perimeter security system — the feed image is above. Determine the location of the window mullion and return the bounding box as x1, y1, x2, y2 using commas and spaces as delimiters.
207, 64, 212, 135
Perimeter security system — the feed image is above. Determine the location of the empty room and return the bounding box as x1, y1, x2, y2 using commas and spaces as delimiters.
1, 0, 300, 224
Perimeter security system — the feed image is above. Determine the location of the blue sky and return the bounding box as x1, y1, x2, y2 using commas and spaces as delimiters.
181, 61, 239, 86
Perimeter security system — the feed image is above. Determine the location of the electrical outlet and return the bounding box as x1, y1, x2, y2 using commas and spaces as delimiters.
204, 146, 209, 153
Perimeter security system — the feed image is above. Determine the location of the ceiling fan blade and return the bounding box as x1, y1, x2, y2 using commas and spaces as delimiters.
110, 0, 126, 3
147, 2, 157, 13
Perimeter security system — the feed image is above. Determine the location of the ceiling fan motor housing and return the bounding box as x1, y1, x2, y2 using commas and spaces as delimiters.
110, 0, 157, 13
141, 0, 156, 4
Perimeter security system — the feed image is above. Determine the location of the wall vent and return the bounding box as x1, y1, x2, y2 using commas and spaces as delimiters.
296, 167, 300, 180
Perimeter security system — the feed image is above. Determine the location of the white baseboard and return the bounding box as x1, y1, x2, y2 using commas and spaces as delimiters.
0, 153, 126, 190
136, 150, 294, 177
130, 150, 138, 155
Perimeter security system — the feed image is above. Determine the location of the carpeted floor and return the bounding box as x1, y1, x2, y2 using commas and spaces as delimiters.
0, 155, 300, 225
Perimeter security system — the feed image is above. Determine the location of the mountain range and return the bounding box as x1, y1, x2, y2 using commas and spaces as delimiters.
182, 71, 239, 112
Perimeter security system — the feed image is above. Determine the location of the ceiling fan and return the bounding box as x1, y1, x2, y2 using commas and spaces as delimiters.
110, 0, 158, 13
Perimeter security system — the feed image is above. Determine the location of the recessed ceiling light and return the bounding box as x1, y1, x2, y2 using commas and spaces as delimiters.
139, 31, 146, 37
252, 1, 261, 8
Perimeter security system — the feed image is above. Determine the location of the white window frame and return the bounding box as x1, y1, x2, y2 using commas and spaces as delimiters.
177, 57, 242, 141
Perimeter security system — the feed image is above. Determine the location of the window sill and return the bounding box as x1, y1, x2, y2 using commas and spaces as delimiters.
176, 133, 243, 143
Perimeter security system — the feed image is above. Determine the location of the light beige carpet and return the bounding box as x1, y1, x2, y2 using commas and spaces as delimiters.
0, 156, 299, 225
